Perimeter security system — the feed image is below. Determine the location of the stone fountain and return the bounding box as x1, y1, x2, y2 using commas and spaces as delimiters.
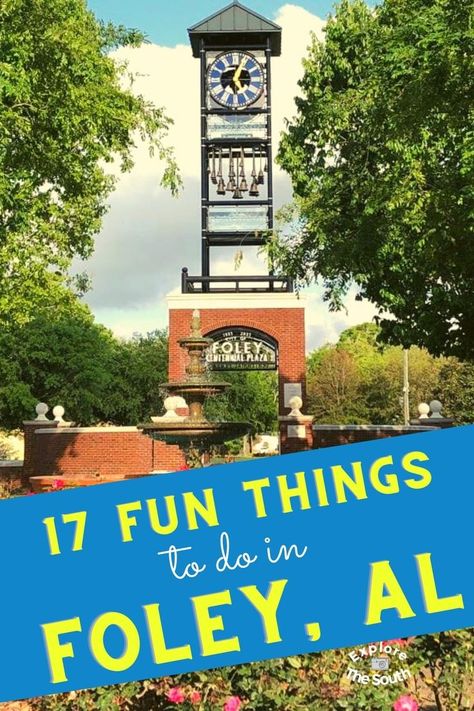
139, 310, 251, 465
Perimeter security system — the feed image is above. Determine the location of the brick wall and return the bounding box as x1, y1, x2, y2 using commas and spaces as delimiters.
312, 425, 438, 449
22, 420, 58, 484
0, 462, 23, 487
29, 428, 185, 480
169, 307, 306, 416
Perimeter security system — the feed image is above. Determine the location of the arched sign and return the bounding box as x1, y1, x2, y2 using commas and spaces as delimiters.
205, 327, 278, 371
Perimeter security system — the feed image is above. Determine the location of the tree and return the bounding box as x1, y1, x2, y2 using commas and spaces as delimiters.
307, 323, 446, 424
436, 359, 474, 424
0, 0, 180, 323
110, 330, 169, 426
276, 0, 474, 359
0, 303, 169, 428
307, 346, 364, 423
205, 371, 278, 434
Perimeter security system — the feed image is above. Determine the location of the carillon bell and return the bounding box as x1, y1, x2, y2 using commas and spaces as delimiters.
251, 148, 257, 178
240, 177, 248, 192
228, 155, 236, 179
210, 148, 217, 184
233, 186, 243, 199
258, 148, 265, 185
239, 147, 246, 178
217, 177, 226, 195
249, 178, 259, 197
226, 178, 236, 192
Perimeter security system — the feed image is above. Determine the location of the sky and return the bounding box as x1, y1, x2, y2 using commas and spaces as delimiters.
81, 0, 377, 351
88, 1, 341, 45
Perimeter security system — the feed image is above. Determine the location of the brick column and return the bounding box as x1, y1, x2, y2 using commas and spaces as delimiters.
22, 420, 59, 485
279, 415, 314, 455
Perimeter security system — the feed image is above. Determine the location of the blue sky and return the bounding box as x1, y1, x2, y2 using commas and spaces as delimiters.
87, 0, 338, 46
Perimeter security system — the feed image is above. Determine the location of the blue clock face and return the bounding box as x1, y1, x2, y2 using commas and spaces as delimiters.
208, 51, 265, 109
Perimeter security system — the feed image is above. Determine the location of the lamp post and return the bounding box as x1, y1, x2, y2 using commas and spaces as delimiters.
403, 349, 410, 425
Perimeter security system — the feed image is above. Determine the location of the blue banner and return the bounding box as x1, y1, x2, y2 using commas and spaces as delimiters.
0, 427, 472, 702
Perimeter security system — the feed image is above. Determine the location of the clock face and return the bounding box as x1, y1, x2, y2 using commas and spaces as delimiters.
207, 51, 264, 109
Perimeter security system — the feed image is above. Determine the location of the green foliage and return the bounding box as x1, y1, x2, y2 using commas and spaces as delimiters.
0, 302, 169, 428
28, 635, 474, 710
276, 0, 474, 359
0, 0, 180, 324
436, 360, 474, 424
31, 682, 141, 711
2, 312, 472, 432
307, 323, 445, 424
205, 371, 278, 434
409, 630, 474, 710
0, 300, 280, 433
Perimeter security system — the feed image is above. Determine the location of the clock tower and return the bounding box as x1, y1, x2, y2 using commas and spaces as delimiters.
168, 1, 311, 450
183, 0, 291, 293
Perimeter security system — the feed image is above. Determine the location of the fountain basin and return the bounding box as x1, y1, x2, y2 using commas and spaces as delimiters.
139, 420, 250, 447
161, 381, 230, 396
140, 310, 252, 464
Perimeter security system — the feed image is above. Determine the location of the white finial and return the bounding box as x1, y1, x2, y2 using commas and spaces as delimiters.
418, 402, 430, 419
164, 396, 180, 419
35, 403, 49, 421
289, 396, 303, 417
151, 396, 186, 423
429, 400, 443, 419
52, 405, 71, 426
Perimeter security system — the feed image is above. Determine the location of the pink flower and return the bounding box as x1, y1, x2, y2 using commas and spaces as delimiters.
189, 690, 202, 704
393, 695, 419, 711
383, 637, 415, 647
53, 479, 65, 490
167, 687, 186, 704
224, 697, 242, 711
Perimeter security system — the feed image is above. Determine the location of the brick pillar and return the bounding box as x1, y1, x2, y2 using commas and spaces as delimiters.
22, 420, 59, 486
279, 415, 314, 455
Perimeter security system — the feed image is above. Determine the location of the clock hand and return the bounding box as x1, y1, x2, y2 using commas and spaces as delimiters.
233, 57, 246, 84
235, 78, 243, 92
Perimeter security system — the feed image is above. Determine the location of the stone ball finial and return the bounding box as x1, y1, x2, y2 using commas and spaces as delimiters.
35, 402, 49, 421
151, 396, 186, 423
418, 402, 430, 419
289, 396, 303, 417
163, 396, 181, 420
429, 400, 443, 419
52, 405, 68, 425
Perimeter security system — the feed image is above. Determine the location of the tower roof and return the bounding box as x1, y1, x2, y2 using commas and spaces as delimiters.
188, 0, 282, 57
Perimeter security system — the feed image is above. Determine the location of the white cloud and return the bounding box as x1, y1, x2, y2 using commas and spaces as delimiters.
305, 288, 379, 351
81, 5, 376, 350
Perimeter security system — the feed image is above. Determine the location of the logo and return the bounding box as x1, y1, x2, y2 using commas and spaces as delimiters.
371, 657, 390, 671
345, 641, 413, 687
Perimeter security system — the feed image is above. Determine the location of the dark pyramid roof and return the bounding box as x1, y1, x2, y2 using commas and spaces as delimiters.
188, 1, 282, 57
